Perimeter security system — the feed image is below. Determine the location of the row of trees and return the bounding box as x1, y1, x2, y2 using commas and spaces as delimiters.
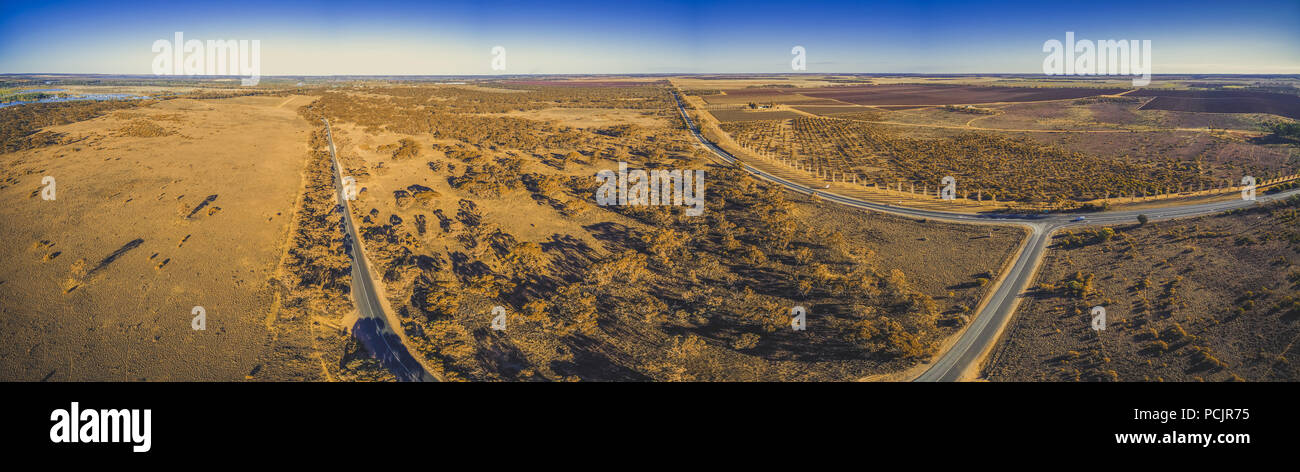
720, 116, 1221, 203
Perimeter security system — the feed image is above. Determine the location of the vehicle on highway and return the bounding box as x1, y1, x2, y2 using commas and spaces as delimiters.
1072, 216, 1086, 222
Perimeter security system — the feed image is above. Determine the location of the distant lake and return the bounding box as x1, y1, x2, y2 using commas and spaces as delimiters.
0, 93, 149, 109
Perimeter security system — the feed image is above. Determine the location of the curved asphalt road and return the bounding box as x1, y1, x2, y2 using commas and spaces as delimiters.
670, 91, 1300, 382
323, 119, 439, 382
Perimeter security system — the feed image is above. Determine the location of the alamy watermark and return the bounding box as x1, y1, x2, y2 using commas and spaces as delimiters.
1091, 306, 1106, 331
490, 306, 507, 331
596, 162, 705, 216
940, 176, 956, 200
1043, 32, 1151, 86
41, 176, 55, 200
791, 46, 806, 71
152, 32, 260, 86
50, 402, 151, 453
191, 306, 206, 331
342, 176, 358, 201
491, 46, 507, 71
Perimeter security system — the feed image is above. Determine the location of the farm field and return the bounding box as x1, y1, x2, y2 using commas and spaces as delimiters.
696, 83, 1129, 107
718, 116, 1218, 204
698, 77, 1300, 208
700, 93, 841, 106
500, 79, 667, 87
795, 84, 1130, 106
709, 109, 803, 122
1131, 89, 1300, 119
1139, 96, 1300, 120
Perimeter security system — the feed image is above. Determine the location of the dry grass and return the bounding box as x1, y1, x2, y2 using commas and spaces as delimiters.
987, 195, 1300, 381
114, 119, 173, 137
0, 95, 328, 381
304, 85, 1025, 381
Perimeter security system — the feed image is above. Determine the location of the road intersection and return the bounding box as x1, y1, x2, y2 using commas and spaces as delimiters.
671, 91, 1299, 381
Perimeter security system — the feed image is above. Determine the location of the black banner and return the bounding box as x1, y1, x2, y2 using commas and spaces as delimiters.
2, 382, 1293, 461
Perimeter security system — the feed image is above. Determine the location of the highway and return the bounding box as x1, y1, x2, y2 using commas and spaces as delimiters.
322, 119, 439, 382
670, 91, 1300, 382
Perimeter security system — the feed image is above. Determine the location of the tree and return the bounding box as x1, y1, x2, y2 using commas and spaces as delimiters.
456, 199, 483, 237
1099, 227, 1116, 241
793, 247, 813, 265
420, 276, 462, 318
1137, 214, 1149, 225
468, 273, 515, 299
641, 228, 684, 266
503, 241, 546, 277
391, 137, 421, 160
1265, 121, 1300, 141
592, 250, 649, 285
553, 283, 599, 336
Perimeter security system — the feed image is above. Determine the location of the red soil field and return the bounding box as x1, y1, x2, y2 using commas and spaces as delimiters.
713, 84, 1125, 106
693, 75, 791, 80
1131, 90, 1300, 119
699, 92, 841, 105
798, 84, 1127, 106
708, 109, 802, 122
501, 80, 664, 87
718, 87, 823, 97
874, 105, 932, 110
792, 105, 876, 115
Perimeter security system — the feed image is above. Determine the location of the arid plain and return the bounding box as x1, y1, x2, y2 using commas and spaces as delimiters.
2, 74, 1298, 381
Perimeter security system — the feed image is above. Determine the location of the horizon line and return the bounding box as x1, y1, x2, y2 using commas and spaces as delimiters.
4, 72, 1299, 79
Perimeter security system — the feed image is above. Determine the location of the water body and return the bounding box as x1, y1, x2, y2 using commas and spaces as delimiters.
0, 93, 149, 109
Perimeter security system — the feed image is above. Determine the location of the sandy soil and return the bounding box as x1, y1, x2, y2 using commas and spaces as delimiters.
0, 95, 318, 381
986, 196, 1300, 381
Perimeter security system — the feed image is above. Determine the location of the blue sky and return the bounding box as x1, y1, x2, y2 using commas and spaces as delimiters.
1, 0, 1297, 75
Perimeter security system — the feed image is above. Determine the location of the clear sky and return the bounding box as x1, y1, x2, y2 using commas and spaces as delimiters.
1, 0, 1297, 75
